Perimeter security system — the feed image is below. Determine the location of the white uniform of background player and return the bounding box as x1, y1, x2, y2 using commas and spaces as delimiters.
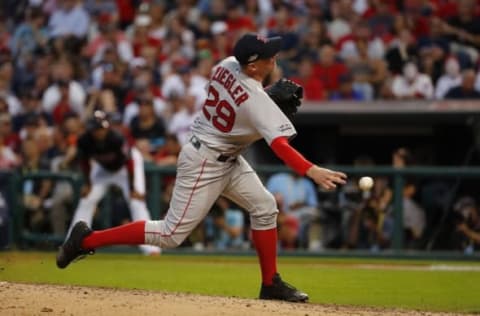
66, 112, 160, 255
144, 55, 296, 246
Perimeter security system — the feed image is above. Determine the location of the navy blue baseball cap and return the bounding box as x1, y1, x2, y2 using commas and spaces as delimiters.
233, 33, 282, 65
86, 110, 110, 131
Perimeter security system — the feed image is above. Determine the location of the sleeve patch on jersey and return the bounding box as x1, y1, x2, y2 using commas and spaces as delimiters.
278, 123, 294, 133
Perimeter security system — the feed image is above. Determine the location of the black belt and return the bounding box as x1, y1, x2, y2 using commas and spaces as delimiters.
190, 136, 235, 162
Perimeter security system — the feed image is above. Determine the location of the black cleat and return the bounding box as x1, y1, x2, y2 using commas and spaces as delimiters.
56, 221, 94, 269
259, 273, 309, 303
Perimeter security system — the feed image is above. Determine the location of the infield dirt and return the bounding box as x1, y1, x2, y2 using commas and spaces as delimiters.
0, 282, 472, 316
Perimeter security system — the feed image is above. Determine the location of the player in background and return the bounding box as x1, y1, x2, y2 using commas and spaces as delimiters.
62, 110, 160, 255
56, 34, 347, 302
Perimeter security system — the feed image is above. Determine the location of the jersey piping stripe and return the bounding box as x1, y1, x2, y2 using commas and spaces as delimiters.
145, 158, 208, 238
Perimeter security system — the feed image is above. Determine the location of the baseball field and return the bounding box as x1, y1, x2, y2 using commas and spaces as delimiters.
1, 251, 479, 316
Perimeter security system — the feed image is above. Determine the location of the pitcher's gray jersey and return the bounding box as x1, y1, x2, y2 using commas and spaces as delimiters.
144, 56, 297, 252
191, 57, 296, 156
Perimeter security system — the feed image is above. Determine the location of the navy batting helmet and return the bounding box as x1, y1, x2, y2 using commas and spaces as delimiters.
86, 110, 110, 131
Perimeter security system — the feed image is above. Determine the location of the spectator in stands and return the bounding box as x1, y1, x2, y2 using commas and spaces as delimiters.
159, 19, 195, 65
225, 1, 256, 36
49, 112, 83, 236
266, 2, 300, 75
266, 172, 323, 250
134, 138, 155, 163
86, 13, 134, 66
83, 0, 118, 18
48, 0, 90, 40
108, 111, 133, 144
327, 0, 355, 44
392, 147, 426, 248
475, 66, 480, 93
42, 60, 86, 122
314, 44, 348, 97
13, 90, 51, 132
441, 0, 480, 49
419, 46, 448, 88
18, 113, 40, 142
161, 63, 207, 114
403, 1, 431, 39
417, 16, 451, 63
90, 45, 122, 89
35, 125, 57, 163
208, 197, 246, 250
123, 68, 167, 126
190, 52, 212, 110
30, 54, 51, 95
337, 20, 385, 63
153, 133, 180, 211
169, 3, 201, 32
10, 5, 48, 67
209, 21, 231, 63
340, 22, 387, 100
364, 0, 396, 44
391, 61, 434, 99
336, 170, 364, 249
435, 56, 462, 99
84, 88, 119, 119
146, 0, 167, 41
445, 69, 480, 99
192, 14, 212, 48
341, 154, 392, 251
19, 138, 52, 232
244, 0, 273, 27
168, 94, 197, 145
155, 133, 181, 167
0, 97, 7, 116
129, 96, 166, 153
0, 62, 22, 117
294, 18, 332, 63
0, 100, 20, 153
345, 174, 393, 251
402, 180, 426, 249
392, 147, 427, 249
385, 28, 418, 75
451, 196, 480, 253
0, 113, 19, 169
0, 14, 10, 52
329, 72, 366, 101
126, 12, 154, 58
289, 58, 326, 101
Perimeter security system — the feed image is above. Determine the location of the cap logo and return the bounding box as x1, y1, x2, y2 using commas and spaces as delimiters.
257, 35, 267, 43
94, 110, 106, 119
247, 54, 259, 62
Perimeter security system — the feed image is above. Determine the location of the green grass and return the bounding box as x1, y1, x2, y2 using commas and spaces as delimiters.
1, 251, 480, 313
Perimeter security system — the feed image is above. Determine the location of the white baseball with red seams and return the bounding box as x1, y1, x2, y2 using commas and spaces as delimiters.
144, 56, 296, 248
358, 176, 374, 191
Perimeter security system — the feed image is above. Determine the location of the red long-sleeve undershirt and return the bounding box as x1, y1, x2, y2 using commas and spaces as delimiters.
270, 136, 313, 176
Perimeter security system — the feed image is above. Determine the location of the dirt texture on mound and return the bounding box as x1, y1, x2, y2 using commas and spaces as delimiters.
0, 282, 469, 316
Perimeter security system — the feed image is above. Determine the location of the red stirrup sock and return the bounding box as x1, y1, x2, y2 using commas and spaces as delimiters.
252, 228, 278, 286
82, 221, 146, 250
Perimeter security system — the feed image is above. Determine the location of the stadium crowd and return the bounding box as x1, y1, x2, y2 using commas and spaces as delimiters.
1, 0, 480, 252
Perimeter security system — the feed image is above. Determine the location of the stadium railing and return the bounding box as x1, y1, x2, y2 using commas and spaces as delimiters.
3, 164, 480, 258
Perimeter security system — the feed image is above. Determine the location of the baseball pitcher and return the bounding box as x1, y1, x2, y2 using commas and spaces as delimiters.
56, 34, 347, 302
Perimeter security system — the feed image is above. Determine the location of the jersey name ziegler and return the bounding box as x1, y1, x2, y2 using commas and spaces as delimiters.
211, 66, 249, 106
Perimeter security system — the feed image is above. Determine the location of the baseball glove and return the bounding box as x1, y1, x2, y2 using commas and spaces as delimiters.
265, 78, 303, 120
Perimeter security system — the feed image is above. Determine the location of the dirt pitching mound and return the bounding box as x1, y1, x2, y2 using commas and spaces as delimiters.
0, 282, 465, 316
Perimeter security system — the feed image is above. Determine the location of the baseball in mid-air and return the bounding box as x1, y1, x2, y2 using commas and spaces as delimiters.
358, 176, 374, 191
